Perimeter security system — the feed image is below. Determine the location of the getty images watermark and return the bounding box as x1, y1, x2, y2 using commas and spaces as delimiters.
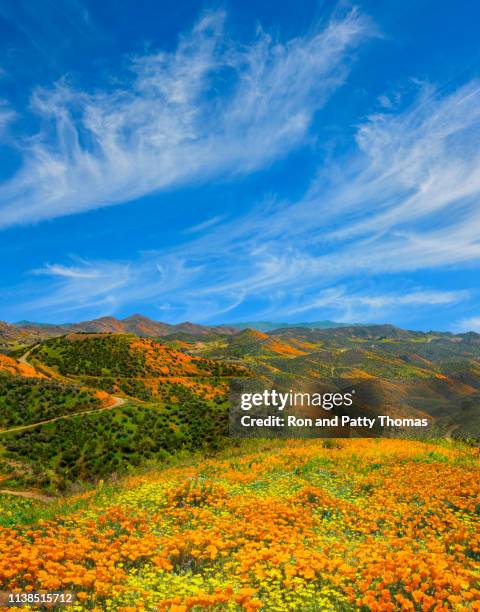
240, 389, 354, 411
229, 382, 434, 438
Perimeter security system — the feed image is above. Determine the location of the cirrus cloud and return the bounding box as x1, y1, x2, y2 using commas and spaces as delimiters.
0, 8, 372, 228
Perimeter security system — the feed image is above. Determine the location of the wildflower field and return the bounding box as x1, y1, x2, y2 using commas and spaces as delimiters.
0, 439, 479, 611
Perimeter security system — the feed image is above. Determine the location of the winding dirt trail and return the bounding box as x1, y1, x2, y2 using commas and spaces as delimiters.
0, 488, 53, 503
0, 395, 126, 435
445, 423, 461, 441
17, 347, 33, 366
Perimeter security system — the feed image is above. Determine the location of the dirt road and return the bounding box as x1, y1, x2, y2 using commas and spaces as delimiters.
445, 423, 461, 440
0, 395, 126, 435
0, 488, 53, 503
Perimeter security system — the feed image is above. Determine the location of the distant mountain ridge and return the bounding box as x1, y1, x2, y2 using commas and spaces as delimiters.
1, 316, 479, 353
0, 315, 355, 345
9, 316, 350, 334
0, 314, 238, 344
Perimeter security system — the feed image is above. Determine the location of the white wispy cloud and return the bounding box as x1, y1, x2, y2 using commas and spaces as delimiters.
11, 66, 480, 325
26, 255, 208, 319
456, 316, 480, 333
290, 289, 468, 313
183, 215, 225, 234
35, 263, 106, 279
0, 100, 15, 137
0, 8, 371, 228
29, 260, 132, 314
284, 288, 469, 322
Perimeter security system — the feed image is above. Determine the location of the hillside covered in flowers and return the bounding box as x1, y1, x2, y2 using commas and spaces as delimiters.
0, 438, 478, 611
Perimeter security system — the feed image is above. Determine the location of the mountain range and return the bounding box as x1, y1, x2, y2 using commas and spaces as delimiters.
0, 315, 355, 350
0, 314, 235, 346
4, 314, 476, 349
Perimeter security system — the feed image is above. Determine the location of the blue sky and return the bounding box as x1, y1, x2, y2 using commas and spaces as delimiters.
1, 0, 480, 331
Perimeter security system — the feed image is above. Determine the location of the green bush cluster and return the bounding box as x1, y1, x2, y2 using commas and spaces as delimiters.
0, 375, 101, 428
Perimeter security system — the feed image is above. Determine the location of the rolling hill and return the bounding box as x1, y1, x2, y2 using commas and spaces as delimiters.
0, 320, 478, 493
0, 376, 105, 429
29, 333, 239, 378
190, 324, 480, 436
28, 333, 247, 402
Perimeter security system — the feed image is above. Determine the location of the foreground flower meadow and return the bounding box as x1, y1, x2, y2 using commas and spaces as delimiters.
0, 439, 479, 611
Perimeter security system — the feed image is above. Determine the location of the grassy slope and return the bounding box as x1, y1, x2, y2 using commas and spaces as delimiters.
0, 376, 103, 428
28, 333, 247, 404
2, 328, 478, 494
